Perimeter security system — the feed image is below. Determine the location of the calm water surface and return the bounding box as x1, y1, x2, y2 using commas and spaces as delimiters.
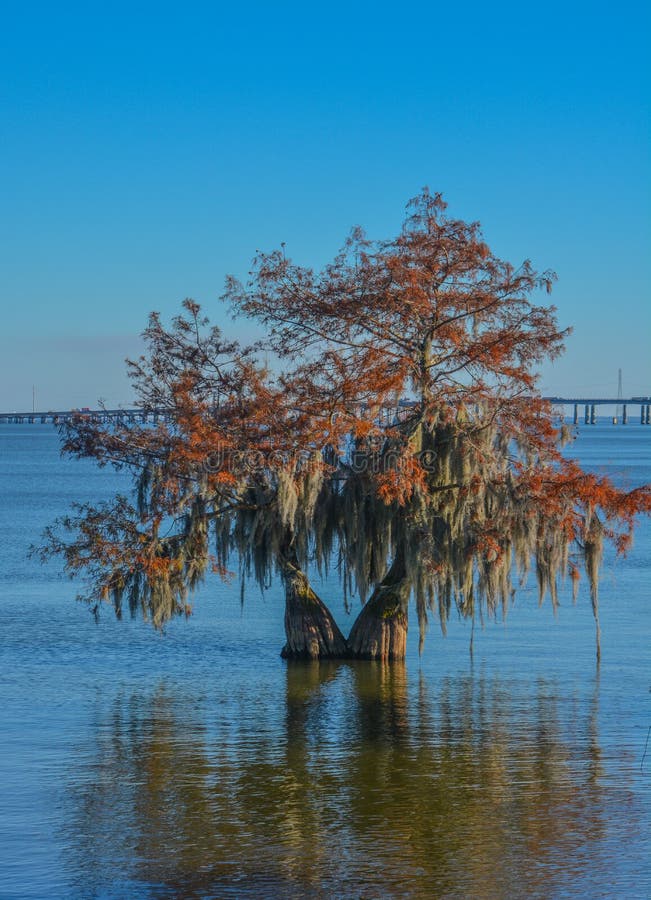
0, 424, 649, 899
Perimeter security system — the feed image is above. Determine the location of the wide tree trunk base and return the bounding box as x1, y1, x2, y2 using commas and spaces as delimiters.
347, 581, 409, 661
280, 561, 348, 660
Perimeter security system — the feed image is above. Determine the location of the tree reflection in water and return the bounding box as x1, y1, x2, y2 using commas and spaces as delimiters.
62, 664, 640, 898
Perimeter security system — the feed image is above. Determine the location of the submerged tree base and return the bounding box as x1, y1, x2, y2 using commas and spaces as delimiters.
347, 579, 409, 662
280, 559, 348, 660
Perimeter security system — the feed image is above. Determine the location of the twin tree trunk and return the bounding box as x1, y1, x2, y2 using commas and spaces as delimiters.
280, 549, 409, 662
346, 552, 409, 661
280, 553, 348, 660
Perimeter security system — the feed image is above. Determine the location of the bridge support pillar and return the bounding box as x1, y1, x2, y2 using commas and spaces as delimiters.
646, 405, 650, 425
590, 404, 596, 425
573, 403, 578, 425
622, 404, 627, 425
584, 404, 589, 425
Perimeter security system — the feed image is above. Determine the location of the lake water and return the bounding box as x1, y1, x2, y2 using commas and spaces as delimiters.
0, 423, 649, 899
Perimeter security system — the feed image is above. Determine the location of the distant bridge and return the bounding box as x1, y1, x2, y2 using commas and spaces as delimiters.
0, 408, 172, 425
545, 397, 650, 406
545, 397, 651, 425
1, 397, 650, 426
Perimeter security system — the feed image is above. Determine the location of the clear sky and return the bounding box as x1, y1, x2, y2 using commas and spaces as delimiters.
1, 0, 649, 410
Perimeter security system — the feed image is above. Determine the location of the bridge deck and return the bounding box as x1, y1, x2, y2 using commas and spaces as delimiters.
1, 398, 650, 425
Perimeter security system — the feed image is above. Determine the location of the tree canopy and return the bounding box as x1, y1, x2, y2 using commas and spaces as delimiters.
38, 190, 651, 660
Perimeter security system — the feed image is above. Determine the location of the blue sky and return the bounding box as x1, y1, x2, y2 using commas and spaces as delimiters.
1, 0, 649, 409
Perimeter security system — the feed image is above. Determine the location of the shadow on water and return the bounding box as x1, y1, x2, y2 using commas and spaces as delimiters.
61, 663, 641, 899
